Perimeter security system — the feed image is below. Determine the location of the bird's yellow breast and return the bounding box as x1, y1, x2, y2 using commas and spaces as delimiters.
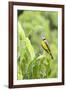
41, 40, 48, 50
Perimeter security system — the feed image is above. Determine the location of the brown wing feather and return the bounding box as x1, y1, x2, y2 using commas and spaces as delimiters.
44, 40, 51, 52
44, 40, 54, 59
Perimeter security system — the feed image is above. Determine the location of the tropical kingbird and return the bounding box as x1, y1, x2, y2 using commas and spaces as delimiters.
41, 35, 53, 59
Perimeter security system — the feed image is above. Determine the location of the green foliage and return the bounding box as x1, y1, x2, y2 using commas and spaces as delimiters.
28, 55, 51, 79
17, 22, 35, 79
17, 10, 58, 80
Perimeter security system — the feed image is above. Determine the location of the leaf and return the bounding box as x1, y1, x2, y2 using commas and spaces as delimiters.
18, 21, 26, 40
25, 37, 35, 60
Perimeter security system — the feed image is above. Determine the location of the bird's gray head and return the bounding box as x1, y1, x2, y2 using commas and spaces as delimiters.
41, 34, 46, 40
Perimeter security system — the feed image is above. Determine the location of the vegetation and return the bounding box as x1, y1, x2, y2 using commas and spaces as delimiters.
17, 10, 58, 80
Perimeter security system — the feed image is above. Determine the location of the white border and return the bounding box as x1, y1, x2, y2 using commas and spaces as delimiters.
13, 5, 62, 85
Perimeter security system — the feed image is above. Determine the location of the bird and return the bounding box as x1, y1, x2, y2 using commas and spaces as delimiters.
41, 35, 54, 59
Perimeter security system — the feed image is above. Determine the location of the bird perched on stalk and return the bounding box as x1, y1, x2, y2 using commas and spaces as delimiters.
41, 35, 53, 59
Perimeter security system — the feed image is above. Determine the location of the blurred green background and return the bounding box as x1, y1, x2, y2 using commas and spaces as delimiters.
17, 10, 58, 80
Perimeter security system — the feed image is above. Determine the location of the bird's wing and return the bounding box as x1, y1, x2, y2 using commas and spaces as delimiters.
41, 43, 49, 53
45, 40, 54, 59
44, 40, 51, 53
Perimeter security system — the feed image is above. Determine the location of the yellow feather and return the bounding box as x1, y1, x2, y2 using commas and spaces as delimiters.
41, 40, 53, 59
41, 40, 48, 50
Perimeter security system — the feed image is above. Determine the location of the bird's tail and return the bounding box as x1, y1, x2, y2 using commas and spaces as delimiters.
49, 52, 54, 59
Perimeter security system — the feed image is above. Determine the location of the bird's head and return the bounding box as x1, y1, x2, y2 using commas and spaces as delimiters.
41, 34, 46, 40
